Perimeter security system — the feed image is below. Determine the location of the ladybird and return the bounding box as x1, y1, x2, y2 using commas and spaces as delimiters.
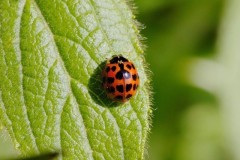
102, 55, 139, 102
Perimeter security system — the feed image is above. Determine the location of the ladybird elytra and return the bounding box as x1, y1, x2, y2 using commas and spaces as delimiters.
102, 55, 140, 102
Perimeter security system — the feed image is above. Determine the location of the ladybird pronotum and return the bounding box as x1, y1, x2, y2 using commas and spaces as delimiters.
102, 55, 139, 102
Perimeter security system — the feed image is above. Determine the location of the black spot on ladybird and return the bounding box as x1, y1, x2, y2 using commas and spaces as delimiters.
133, 84, 136, 90
118, 63, 124, 70
115, 71, 123, 80
116, 85, 124, 93
126, 64, 132, 70
132, 74, 137, 81
126, 84, 132, 92
111, 66, 116, 72
107, 77, 114, 84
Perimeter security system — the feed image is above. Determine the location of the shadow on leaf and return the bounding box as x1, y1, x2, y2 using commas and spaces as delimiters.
8, 152, 59, 160
88, 61, 121, 108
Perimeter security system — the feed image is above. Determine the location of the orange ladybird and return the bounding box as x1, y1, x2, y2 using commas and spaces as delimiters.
102, 55, 139, 102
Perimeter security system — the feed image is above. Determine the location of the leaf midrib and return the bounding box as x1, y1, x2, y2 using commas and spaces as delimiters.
30, 0, 129, 159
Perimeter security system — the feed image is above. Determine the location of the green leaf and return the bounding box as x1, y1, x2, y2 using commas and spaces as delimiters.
0, 0, 151, 159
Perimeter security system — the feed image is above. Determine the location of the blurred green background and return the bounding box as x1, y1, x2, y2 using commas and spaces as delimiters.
134, 0, 240, 160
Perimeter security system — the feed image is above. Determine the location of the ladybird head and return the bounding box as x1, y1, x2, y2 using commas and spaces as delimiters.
108, 55, 129, 64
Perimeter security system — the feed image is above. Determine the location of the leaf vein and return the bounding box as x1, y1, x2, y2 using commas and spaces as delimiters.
33, 1, 94, 158
20, 0, 40, 152
54, 34, 99, 66
87, 0, 114, 56
87, 88, 125, 159
42, 60, 58, 136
